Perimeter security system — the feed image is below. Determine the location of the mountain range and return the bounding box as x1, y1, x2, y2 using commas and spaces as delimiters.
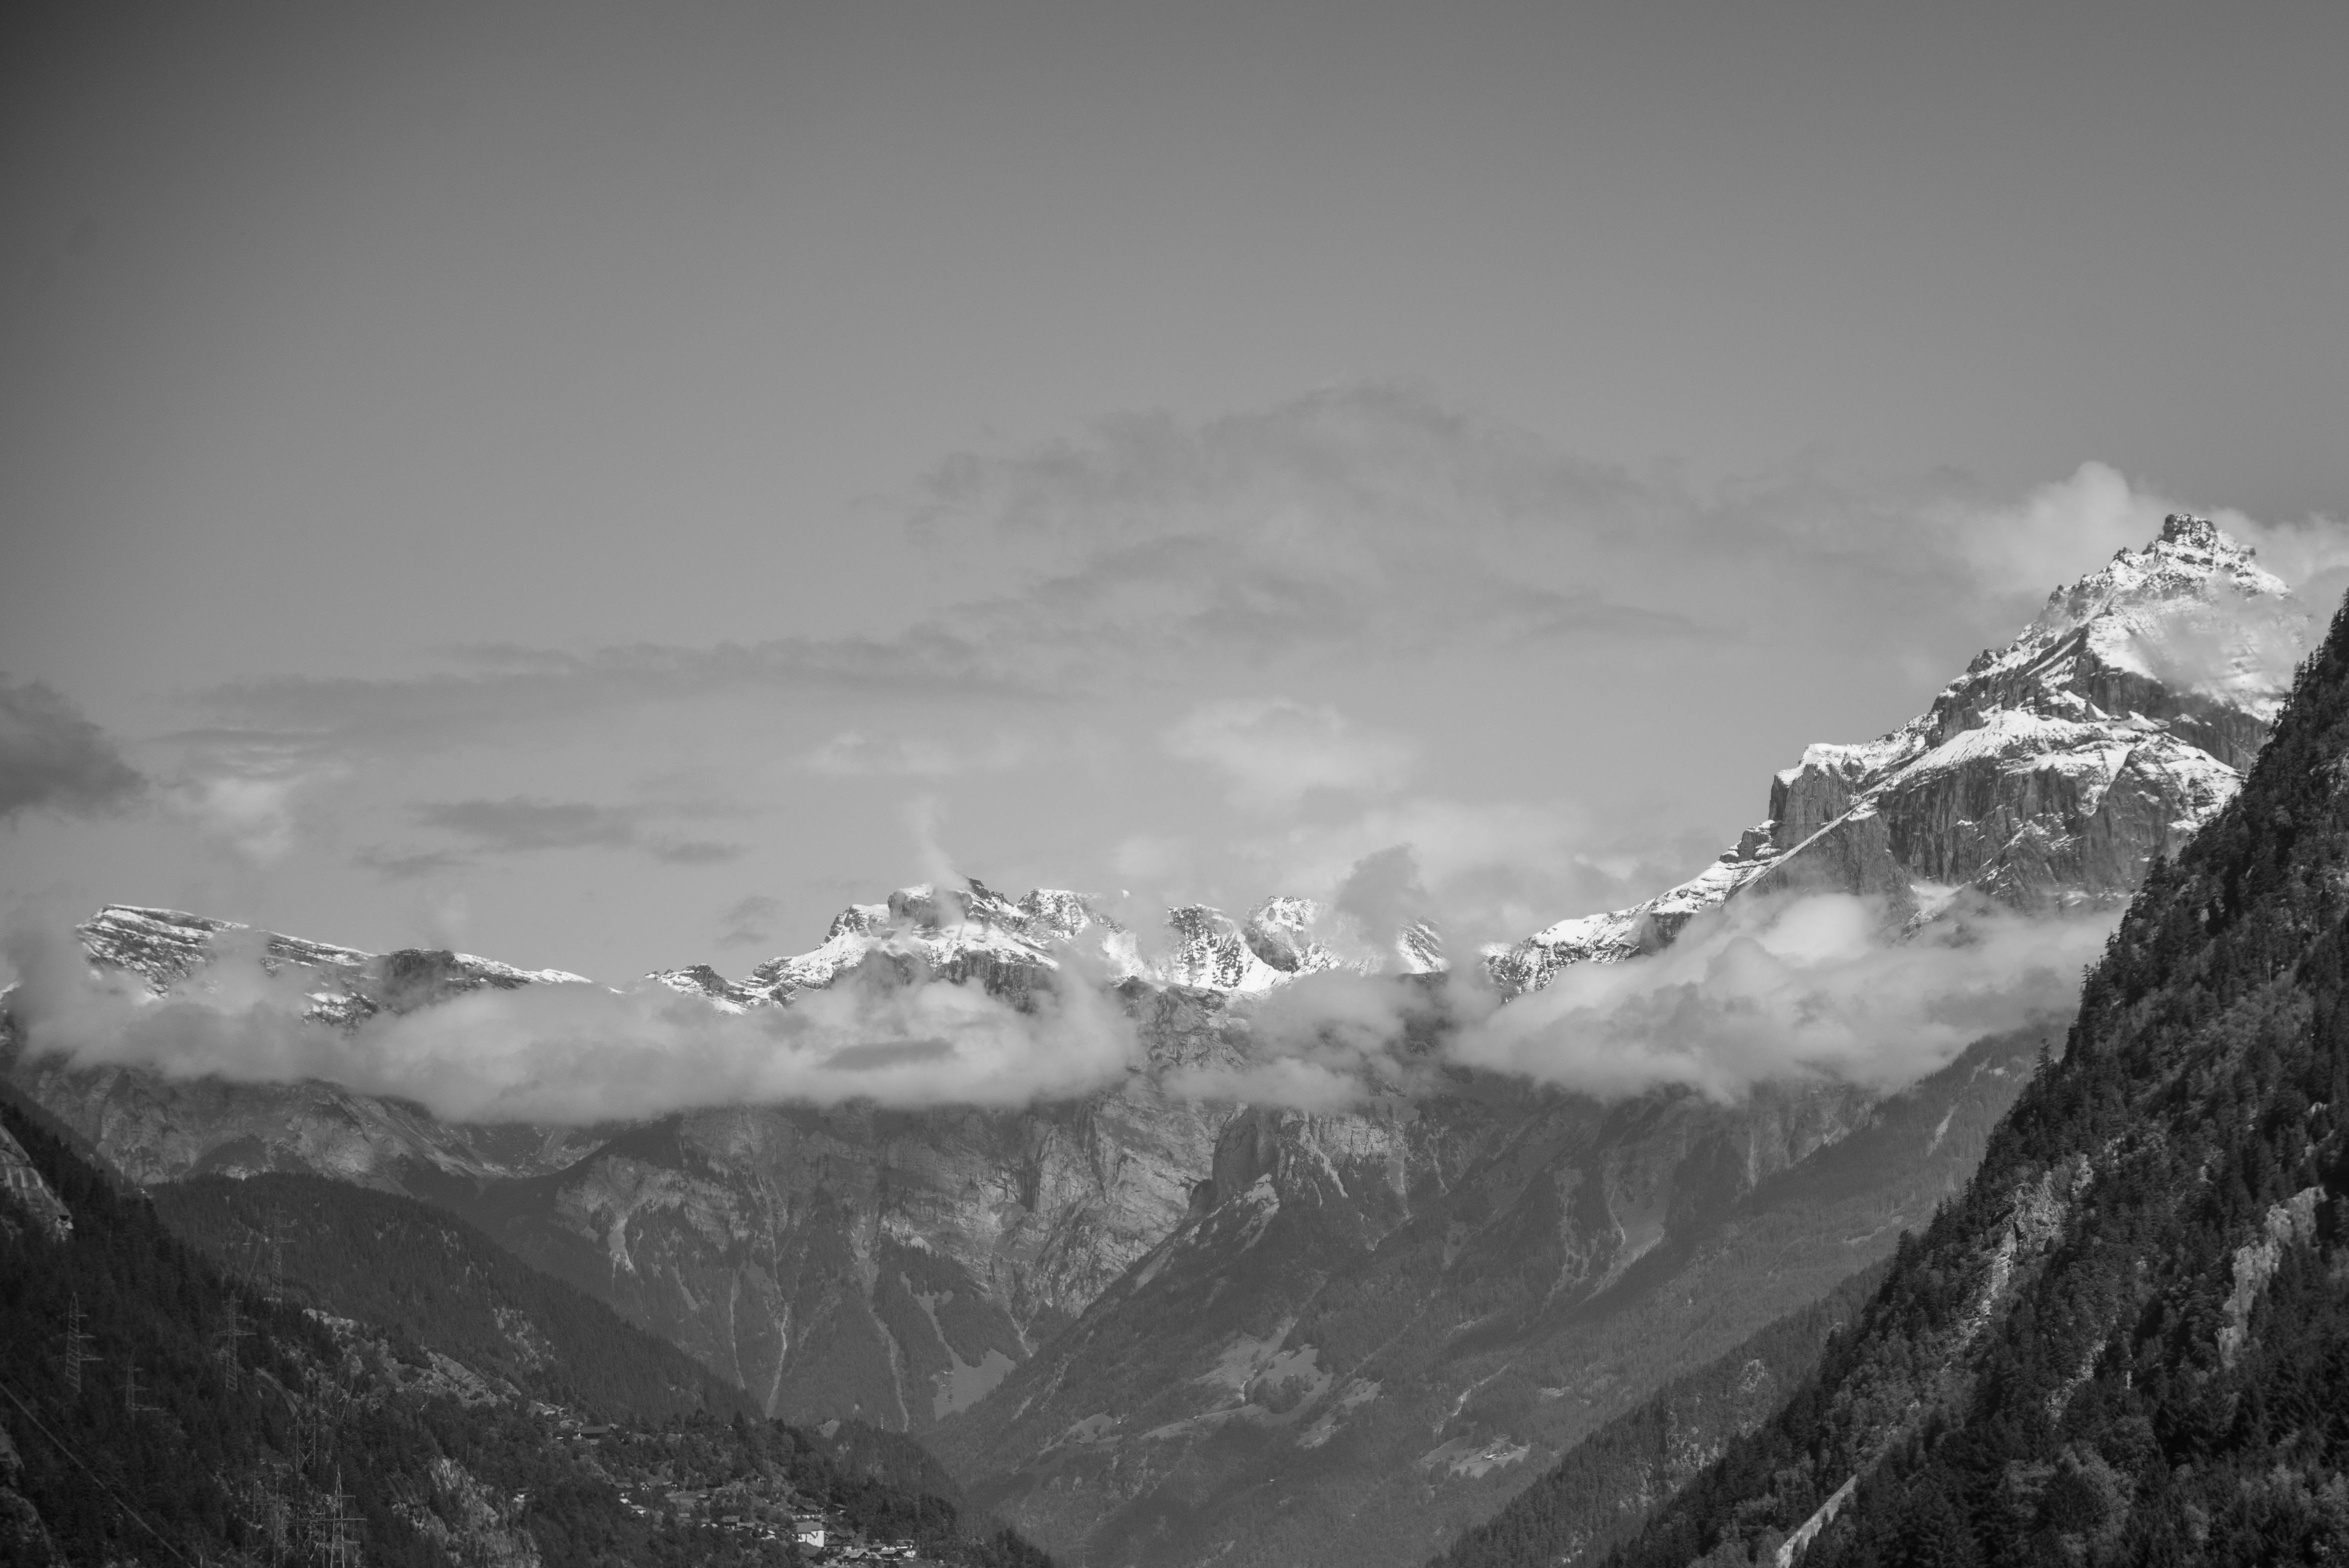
0, 515, 2317, 1568
1596, 528, 2349, 1568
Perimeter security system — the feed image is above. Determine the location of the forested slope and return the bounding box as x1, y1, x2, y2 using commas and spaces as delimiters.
1432, 1262, 1889, 1568
0, 1100, 1055, 1567
1605, 594, 2349, 1567
153, 1173, 749, 1423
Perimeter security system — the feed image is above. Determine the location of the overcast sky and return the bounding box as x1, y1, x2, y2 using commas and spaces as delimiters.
5, 0, 2347, 982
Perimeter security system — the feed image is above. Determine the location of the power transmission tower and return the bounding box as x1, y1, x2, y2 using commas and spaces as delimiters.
261, 1216, 289, 1297
291, 1399, 321, 1475
315, 1468, 362, 1568
57, 1294, 98, 1396
237, 1217, 290, 1296
214, 1295, 251, 1391
124, 1360, 157, 1416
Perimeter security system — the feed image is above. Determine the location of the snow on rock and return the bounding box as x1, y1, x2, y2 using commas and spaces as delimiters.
656, 880, 1448, 1011
1489, 516, 2310, 995
71, 905, 591, 1029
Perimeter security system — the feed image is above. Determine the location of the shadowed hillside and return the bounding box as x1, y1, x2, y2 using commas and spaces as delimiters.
1606, 591, 2349, 1566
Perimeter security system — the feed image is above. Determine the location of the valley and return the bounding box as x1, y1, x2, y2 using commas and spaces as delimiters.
0, 515, 2318, 1568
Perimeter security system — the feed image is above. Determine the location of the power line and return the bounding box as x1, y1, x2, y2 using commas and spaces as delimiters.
0, 1374, 195, 1567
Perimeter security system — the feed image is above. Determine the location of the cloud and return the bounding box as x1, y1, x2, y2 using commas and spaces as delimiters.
1453, 891, 2114, 1100
907, 794, 957, 888
1147, 796, 1709, 954
417, 797, 646, 853
362, 795, 746, 876
1164, 966, 1465, 1112
1946, 461, 2349, 608
1941, 461, 2167, 601
417, 891, 472, 949
715, 895, 781, 948
0, 678, 144, 822
1163, 698, 1416, 811
804, 730, 1029, 778
175, 392, 2349, 796
1162, 888, 2114, 1112
198, 630, 1033, 753
5, 916, 1140, 1123
1328, 844, 1434, 959
182, 388, 1704, 754
153, 731, 341, 863
355, 846, 471, 881
653, 838, 741, 866
5, 880, 2106, 1122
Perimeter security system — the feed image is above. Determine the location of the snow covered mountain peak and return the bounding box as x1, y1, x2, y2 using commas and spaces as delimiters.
1991, 513, 2300, 733
2034, 512, 2281, 629
651, 882, 1446, 1011
647, 877, 1140, 1011
69, 904, 592, 1028
1158, 895, 1444, 993
1489, 517, 2313, 994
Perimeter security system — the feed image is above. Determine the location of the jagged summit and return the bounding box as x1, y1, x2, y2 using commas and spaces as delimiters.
2001, 512, 2297, 744
1597, 510, 2349, 1568
71, 904, 591, 1028
650, 880, 1445, 1009
2050, 510, 2279, 622
1490, 516, 2310, 993
648, 877, 1139, 1010
57, 520, 2305, 1025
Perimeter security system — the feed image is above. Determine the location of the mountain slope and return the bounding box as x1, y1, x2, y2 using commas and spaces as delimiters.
926, 1025, 2050, 1568
1432, 1260, 1892, 1568
150, 1172, 751, 1423
0, 1097, 739, 1566
922, 518, 2303, 1568
1604, 588, 2349, 1567
1491, 515, 2297, 990
0, 1096, 1060, 1567
0, 519, 2314, 1568
5, 905, 617, 1188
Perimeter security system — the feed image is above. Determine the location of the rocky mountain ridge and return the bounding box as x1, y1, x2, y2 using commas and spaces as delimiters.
916, 517, 2318, 1568
1598, 542, 2349, 1568
1490, 515, 2298, 992
0, 516, 2319, 1568
650, 880, 1445, 1010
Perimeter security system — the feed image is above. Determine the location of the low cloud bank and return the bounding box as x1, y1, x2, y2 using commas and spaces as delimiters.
1454, 892, 2113, 1099
1164, 966, 1473, 1112
1152, 889, 2108, 1110
5, 888, 2110, 1122
4, 921, 1138, 1124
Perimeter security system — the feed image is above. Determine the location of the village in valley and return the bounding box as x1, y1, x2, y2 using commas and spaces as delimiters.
538, 1404, 937, 1562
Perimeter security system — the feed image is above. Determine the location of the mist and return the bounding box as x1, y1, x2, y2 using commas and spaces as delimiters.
5, 881, 2117, 1123
1453, 891, 2115, 1100
4, 919, 1140, 1124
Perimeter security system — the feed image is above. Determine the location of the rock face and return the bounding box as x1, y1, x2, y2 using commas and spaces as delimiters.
919, 519, 2313, 1568
5, 898, 1252, 1433
925, 1026, 2051, 1568
430, 1046, 1239, 1431
649, 879, 1144, 1008
1491, 516, 2299, 993
0, 517, 2317, 1568
2, 906, 613, 1188
1601, 536, 2349, 1568
0, 1124, 73, 1243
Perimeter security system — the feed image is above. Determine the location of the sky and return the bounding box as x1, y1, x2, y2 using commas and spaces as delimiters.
5, 0, 2348, 984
